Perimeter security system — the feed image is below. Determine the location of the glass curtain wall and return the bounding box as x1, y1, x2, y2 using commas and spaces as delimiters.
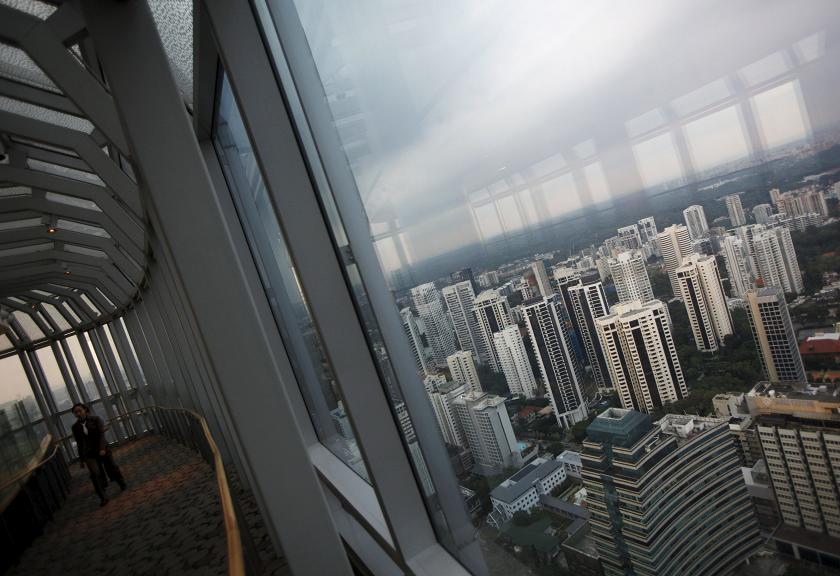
252, 0, 840, 573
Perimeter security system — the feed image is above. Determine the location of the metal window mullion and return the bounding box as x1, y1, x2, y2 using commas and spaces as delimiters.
135, 297, 178, 406
109, 318, 151, 409
77, 329, 118, 430
59, 336, 90, 404
88, 326, 132, 438
204, 0, 437, 561
255, 2, 486, 571
18, 350, 58, 439
124, 306, 164, 393
152, 247, 217, 418
144, 279, 199, 410
50, 340, 81, 406
25, 349, 64, 440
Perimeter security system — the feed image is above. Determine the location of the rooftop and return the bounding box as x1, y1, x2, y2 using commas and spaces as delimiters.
749, 381, 840, 403
800, 333, 840, 355
491, 457, 563, 504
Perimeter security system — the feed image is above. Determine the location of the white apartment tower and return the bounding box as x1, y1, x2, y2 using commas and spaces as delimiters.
472, 289, 513, 372
720, 235, 754, 298
446, 350, 481, 393
523, 295, 588, 428
453, 391, 521, 475
400, 307, 432, 376
683, 204, 709, 239
411, 282, 458, 368
529, 260, 554, 299
745, 288, 807, 383
752, 204, 773, 225
427, 381, 467, 447
493, 326, 538, 398
608, 250, 653, 303
595, 299, 687, 413
725, 194, 747, 227
442, 281, 488, 366
657, 224, 695, 297
752, 227, 804, 295
637, 216, 658, 245
675, 254, 733, 352
567, 281, 612, 389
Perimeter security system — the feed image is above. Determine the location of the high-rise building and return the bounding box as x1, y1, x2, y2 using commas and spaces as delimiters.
493, 326, 538, 398
657, 224, 695, 297
523, 295, 587, 428
675, 254, 733, 352
453, 390, 521, 475
567, 281, 611, 389
595, 299, 687, 413
683, 204, 709, 239
608, 250, 653, 303
446, 350, 481, 392
442, 281, 487, 366
637, 216, 658, 246
800, 188, 829, 217
449, 267, 476, 292
735, 224, 762, 275
552, 265, 587, 365
746, 382, 840, 546
472, 289, 513, 372
582, 409, 762, 576
720, 235, 754, 298
725, 194, 747, 227
752, 227, 804, 295
745, 288, 807, 383
617, 224, 642, 250
529, 260, 554, 298
400, 307, 433, 376
752, 203, 773, 225
411, 282, 458, 368
427, 381, 467, 447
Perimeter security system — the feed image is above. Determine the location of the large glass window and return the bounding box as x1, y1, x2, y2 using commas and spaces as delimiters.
0, 354, 41, 429
256, 0, 839, 573
34, 347, 74, 413
213, 73, 370, 480
66, 334, 102, 401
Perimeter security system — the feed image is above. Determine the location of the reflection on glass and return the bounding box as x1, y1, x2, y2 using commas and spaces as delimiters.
66, 334, 101, 401
213, 73, 370, 480
0, 355, 42, 429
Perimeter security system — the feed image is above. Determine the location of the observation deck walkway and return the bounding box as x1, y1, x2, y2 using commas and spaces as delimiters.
5, 435, 287, 575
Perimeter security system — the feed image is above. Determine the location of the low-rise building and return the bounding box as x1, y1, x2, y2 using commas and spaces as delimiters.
556, 450, 583, 478
487, 457, 567, 529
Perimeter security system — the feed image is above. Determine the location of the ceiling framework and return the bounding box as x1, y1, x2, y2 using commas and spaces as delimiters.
0, 1, 148, 354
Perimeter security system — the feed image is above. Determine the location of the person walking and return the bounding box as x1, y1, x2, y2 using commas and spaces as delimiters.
71, 403, 127, 506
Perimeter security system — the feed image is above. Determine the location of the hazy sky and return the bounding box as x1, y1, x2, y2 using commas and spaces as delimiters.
301, 0, 840, 271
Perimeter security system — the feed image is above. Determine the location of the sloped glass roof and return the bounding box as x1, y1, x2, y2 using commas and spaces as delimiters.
0, 0, 57, 19
56, 218, 111, 238
0, 186, 32, 198
65, 244, 108, 259
42, 301, 71, 331
148, 0, 193, 106
0, 217, 42, 230
28, 158, 105, 186
12, 309, 44, 341
0, 242, 52, 257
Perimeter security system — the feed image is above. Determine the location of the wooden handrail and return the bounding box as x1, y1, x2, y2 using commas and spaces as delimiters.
0, 434, 57, 510
36, 406, 245, 576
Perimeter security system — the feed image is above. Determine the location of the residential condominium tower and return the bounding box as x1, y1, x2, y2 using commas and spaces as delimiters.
745, 288, 807, 383
608, 251, 653, 304
453, 390, 521, 475
493, 326, 538, 398
411, 282, 458, 368
675, 254, 733, 352
656, 224, 695, 297
595, 299, 687, 413
725, 193, 747, 227
523, 295, 588, 428
442, 280, 488, 366
752, 226, 804, 295
582, 409, 762, 576
472, 289, 513, 372
683, 204, 709, 239
568, 280, 611, 389
446, 350, 481, 392
720, 235, 754, 298
400, 307, 432, 376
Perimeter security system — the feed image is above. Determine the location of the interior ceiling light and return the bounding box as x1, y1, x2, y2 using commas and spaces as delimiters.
47, 226, 57, 233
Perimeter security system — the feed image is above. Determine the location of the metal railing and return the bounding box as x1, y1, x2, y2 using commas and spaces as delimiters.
0, 434, 72, 573
2, 406, 247, 576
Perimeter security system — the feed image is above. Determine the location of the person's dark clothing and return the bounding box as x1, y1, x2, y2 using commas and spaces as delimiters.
72, 415, 126, 501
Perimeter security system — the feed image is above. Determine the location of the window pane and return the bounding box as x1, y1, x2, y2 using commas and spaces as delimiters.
213, 73, 369, 480
35, 347, 74, 413
0, 354, 42, 428
80, 331, 112, 396
66, 334, 101, 401
103, 324, 131, 389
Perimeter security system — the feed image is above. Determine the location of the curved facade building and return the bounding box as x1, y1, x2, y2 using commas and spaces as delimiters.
582, 409, 762, 576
